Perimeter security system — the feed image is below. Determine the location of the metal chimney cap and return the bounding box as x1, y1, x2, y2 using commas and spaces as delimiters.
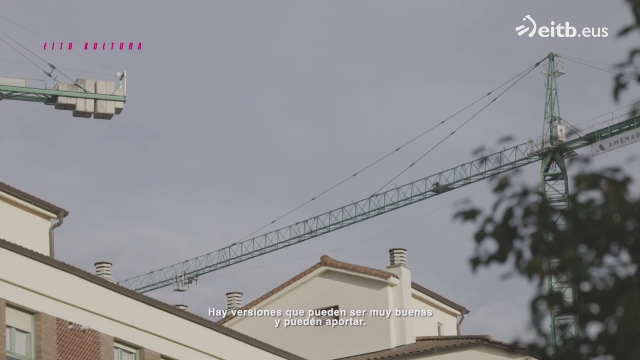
226, 292, 243, 310
94, 261, 113, 266
389, 248, 408, 266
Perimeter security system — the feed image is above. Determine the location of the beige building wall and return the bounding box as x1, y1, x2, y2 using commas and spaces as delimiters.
2, 298, 173, 360
0, 196, 53, 256
0, 246, 298, 360
411, 294, 458, 337
0, 298, 5, 358
225, 266, 464, 360
230, 269, 395, 360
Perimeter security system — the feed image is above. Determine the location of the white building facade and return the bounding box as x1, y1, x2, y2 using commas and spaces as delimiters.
0, 181, 304, 360
219, 249, 533, 360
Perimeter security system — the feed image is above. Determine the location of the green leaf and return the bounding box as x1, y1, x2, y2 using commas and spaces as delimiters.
454, 208, 481, 221
618, 25, 636, 37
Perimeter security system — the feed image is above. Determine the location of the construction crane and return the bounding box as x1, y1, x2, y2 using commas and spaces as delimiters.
539, 53, 577, 353
0, 63, 127, 119
118, 53, 638, 353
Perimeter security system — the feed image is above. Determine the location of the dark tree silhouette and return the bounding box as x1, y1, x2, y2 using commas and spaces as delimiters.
615, 0, 640, 101
455, 158, 639, 360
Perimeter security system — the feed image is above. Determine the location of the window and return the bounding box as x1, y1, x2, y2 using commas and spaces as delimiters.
437, 322, 444, 336
5, 307, 34, 360
114, 343, 138, 360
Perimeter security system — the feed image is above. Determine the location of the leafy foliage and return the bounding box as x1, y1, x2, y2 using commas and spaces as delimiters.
454, 158, 640, 360
614, 0, 640, 101
453, 3, 640, 359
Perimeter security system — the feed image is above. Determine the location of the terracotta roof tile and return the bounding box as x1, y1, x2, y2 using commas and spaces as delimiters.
335, 335, 528, 360
320, 255, 397, 280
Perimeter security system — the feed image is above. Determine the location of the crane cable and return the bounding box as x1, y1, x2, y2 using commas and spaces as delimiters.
202, 58, 637, 284
371, 56, 546, 196
230, 59, 548, 245
0, 30, 47, 74
192, 98, 640, 284
558, 53, 640, 71
554, 53, 640, 137
0, 14, 117, 72
557, 54, 637, 82
0, 28, 73, 85
0, 58, 117, 77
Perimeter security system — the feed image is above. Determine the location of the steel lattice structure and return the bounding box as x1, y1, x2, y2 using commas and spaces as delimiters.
0, 83, 125, 103
0, 65, 126, 104
119, 96, 640, 295
3, 51, 638, 353
540, 53, 579, 352
119, 53, 640, 353
119, 137, 549, 292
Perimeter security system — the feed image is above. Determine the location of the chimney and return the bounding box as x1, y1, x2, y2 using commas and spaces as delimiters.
174, 304, 188, 311
386, 248, 415, 346
94, 262, 117, 284
389, 248, 407, 267
226, 292, 243, 310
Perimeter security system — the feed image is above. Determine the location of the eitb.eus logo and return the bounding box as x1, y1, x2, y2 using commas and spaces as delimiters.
516, 15, 537, 37
515, 15, 608, 38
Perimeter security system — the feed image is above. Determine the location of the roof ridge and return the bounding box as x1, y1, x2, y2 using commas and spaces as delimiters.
417, 335, 491, 341
320, 255, 398, 279
218, 261, 325, 325
336, 335, 528, 360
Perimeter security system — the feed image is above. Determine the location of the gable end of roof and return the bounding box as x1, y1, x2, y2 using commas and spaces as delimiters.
219, 255, 470, 325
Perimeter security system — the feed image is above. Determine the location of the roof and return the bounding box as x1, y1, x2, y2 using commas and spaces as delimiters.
218, 255, 468, 325
0, 238, 305, 360
0, 181, 68, 217
335, 335, 528, 360
411, 282, 469, 315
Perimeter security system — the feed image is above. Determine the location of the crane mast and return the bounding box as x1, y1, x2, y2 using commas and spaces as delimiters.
540, 53, 578, 352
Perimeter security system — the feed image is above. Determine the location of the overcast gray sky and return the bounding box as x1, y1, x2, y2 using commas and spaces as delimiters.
2, 0, 639, 344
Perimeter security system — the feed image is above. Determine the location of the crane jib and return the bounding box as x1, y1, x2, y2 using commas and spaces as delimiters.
591, 126, 640, 156
118, 114, 640, 293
